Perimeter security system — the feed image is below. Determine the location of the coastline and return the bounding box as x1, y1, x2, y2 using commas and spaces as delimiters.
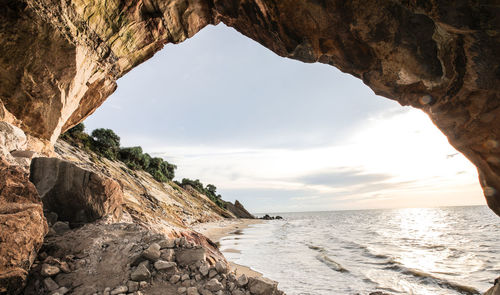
194, 218, 264, 277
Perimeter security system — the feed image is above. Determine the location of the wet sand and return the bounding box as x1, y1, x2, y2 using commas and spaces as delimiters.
193, 218, 264, 277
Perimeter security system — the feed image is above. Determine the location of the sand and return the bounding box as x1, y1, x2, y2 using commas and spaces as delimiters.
193, 218, 264, 277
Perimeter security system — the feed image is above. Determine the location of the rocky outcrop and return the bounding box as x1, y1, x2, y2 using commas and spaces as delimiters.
55, 140, 234, 232
29, 157, 123, 226
224, 200, 254, 219
23, 222, 284, 295
0, 121, 37, 168
0, 1, 498, 216
0, 157, 48, 294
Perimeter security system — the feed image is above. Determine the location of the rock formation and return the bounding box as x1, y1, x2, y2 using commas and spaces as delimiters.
29, 157, 124, 226
224, 200, 254, 219
0, 158, 47, 294
23, 222, 283, 295
0, 1, 498, 216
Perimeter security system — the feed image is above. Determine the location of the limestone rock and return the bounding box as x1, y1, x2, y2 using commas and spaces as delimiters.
0, 157, 48, 294
131, 263, 151, 282
176, 248, 206, 266
205, 278, 224, 292
30, 157, 123, 225
142, 243, 161, 261
215, 261, 227, 274
110, 285, 128, 295
236, 274, 248, 287
41, 264, 60, 277
187, 286, 200, 295
154, 260, 177, 271
248, 277, 279, 295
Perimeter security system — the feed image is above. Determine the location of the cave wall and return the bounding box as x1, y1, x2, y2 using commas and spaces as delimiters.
0, 0, 499, 215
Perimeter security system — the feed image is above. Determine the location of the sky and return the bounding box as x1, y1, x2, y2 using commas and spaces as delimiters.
84, 24, 485, 213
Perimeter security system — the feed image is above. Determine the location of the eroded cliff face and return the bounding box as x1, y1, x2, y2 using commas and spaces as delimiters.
0, 1, 499, 215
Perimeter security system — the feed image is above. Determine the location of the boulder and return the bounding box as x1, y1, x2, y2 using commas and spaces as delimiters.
142, 243, 161, 261
30, 157, 123, 226
205, 278, 223, 292
0, 157, 48, 294
130, 264, 151, 282
248, 277, 279, 295
154, 260, 176, 271
176, 248, 206, 266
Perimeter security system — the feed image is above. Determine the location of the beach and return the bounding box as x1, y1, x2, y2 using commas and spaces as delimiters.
194, 218, 264, 277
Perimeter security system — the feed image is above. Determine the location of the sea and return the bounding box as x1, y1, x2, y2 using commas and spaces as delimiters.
219, 206, 499, 295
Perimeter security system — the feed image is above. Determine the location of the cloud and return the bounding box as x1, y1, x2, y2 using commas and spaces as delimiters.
296, 168, 392, 187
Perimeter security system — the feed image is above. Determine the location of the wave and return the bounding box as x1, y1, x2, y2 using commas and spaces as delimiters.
316, 253, 349, 273
383, 262, 480, 295
307, 244, 349, 273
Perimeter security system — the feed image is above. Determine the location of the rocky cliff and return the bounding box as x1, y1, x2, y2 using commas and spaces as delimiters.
0, 0, 499, 217
53, 139, 238, 233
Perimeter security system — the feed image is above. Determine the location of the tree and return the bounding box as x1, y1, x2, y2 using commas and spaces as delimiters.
206, 184, 217, 194
119, 146, 150, 170
91, 128, 120, 159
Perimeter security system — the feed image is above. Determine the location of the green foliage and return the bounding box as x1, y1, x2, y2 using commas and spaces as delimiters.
180, 179, 226, 209
119, 146, 150, 170
91, 128, 120, 160
60, 126, 176, 182
60, 123, 93, 151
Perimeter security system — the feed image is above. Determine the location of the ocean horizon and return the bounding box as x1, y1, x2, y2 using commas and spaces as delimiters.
221, 205, 499, 295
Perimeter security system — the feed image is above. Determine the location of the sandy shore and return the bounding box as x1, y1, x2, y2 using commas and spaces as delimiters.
193, 218, 264, 277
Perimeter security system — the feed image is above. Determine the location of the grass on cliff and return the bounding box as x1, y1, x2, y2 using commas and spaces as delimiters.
61, 123, 226, 210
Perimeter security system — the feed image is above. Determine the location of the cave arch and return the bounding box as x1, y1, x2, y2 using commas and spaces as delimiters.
0, 0, 499, 215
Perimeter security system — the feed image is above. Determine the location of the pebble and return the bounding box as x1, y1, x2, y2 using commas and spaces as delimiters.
127, 281, 139, 292
177, 287, 187, 294
181, 274, 190, 281
187, 286, 199, 295
110, 285, 128, 295
41, 264, 60, 277
170, 274, 181, 284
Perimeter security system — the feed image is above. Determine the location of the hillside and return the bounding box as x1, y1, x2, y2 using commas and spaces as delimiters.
54, 139, 240, 234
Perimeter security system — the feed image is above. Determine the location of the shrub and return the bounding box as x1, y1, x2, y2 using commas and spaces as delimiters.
91, 128, 120, 160
119, 146, 150, 170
